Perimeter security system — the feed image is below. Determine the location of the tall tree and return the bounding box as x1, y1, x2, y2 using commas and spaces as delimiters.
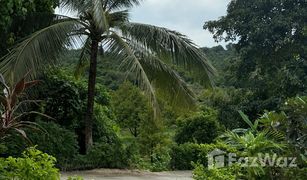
111, 81, 150, 137
0, 0, 215, 152
204, 0, 307, 112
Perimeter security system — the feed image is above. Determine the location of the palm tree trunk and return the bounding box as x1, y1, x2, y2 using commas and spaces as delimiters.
85, 39, 99, 152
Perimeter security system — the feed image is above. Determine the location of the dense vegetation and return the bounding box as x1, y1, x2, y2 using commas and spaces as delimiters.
0, 0, 306, 180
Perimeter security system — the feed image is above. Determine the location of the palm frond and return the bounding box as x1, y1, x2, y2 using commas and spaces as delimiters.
0, 17, 84, 82
104, 32, 159, 116
92, 0, 109, 32
108, 10, 130, 27
106, 0, 142, 11
220, 130, 245, 149
119, 22, 216, 87
59, 0, 89, 14
263, 128, 285, 142
126, 40, 196, 110
13, 111, 55, 121
74, 37, 91, 79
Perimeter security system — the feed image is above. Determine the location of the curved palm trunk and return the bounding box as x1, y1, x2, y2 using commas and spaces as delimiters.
85, 39, 99, 152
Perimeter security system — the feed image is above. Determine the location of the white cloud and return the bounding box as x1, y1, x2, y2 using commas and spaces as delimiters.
56, 0, 231, 47
130, 0, 231, 47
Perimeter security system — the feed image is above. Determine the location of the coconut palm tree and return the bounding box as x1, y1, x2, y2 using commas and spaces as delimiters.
0, 0, 215, 152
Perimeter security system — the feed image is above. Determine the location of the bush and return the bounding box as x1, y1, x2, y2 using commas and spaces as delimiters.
175, 108, 221, 144
170, 143, 200, 170
150, 145, 171, 172
282, 96, 307, 156
0, 147, 60, 180
123, 137, 172, 172
124, 138, 144, 169
86, 140, 128, 169
66, 139, 128, 170
2, 121, 79, 170
30, 121, 79, 169
92, 104, 119, 143
281, 168, 307, 180
170, 142, 235, 170
0, 143, 7, 154
67, 176, 84, 180
193, 163, 241, 180
74, 103, 119, 155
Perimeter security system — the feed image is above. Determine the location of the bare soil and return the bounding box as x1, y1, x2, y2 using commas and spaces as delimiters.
61, 169, 193, 180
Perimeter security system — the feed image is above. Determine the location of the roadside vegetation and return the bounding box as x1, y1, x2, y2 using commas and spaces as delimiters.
0, 0, 306, 179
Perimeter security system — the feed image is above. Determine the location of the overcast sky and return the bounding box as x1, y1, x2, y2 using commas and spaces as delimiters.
130, 0, 231, 47
56, 0, 231, 47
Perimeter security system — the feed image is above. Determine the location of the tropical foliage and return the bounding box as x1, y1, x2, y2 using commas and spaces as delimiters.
0, 0, 59, 57
175, 108, 220, 144
0, 0, 306, 179
0, 73, 42, 140
0, 147, 60, 180
0, 0, 214, 152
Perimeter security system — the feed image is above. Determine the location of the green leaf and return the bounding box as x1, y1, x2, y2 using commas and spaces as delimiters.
238, 110, 257, 132
0, 17, 83, 81
74, 37, 91, 79
120, 22, 216, 87
106, 32, 159, 116
92, 0, 109, 32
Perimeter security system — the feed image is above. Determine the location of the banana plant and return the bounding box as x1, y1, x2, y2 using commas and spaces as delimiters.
0, 73, 45, 140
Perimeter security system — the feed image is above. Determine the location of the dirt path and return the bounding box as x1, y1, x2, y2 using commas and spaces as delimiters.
61, 169, 193, 180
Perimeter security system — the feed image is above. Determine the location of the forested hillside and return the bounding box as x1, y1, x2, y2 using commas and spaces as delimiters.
0, 0, 306, 180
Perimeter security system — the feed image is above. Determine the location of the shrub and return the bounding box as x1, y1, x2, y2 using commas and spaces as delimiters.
67, 176, 84, 180
30, 121, 79, 169
282, 96, 307, 156
3, 104, 122, 171
0, 143, 7, 154
66, 140, 128, 170
0, 147, 59, 180
150, 145, 171, 172
193, 163, 241, 180
86, 140, 128, 168
123, 137, 172, 172
281, 168, 307, 180
2, 121, 79, 170
74, 103, 121, 156
170, 142, 235, 170
0, 134, 24, 156
170, 143, 201, 170
124, 138, 144, 169
92, 104, 119, 143
175, 108, 221, 144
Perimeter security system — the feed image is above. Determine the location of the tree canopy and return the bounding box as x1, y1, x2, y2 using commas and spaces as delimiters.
0, 0, 59, 56
204, 0, 307, 113
0, 0, 215, 152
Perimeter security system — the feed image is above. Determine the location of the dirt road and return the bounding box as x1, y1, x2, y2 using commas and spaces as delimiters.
61, 169, 193, 180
